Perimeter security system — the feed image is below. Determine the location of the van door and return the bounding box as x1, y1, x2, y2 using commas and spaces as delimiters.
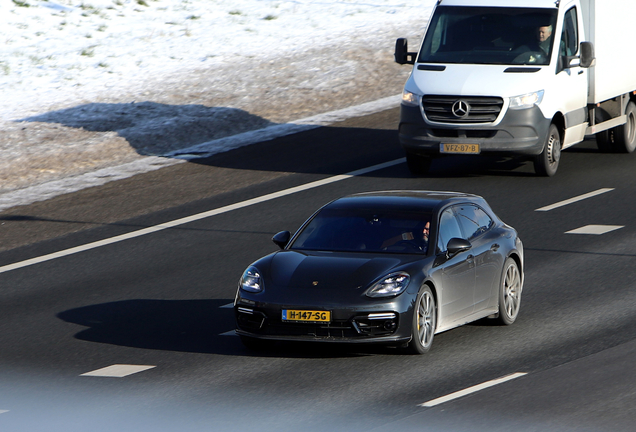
557, 3, 589, 148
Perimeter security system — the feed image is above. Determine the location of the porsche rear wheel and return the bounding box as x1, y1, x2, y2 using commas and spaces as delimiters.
408, 285, 436, 354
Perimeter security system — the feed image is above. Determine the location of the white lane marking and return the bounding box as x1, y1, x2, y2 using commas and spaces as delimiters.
80, 364, 156, 377
220, 330, 238, 337
566, 225, 624, 235
419, 372, 527, 408
0, 158, 405, 275
0, 410, 9, 414
535, 188, 614, 211
220, 302, 234, 309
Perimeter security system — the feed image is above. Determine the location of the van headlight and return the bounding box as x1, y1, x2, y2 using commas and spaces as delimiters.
509, 90, 544, 110
402, 90, 421, 107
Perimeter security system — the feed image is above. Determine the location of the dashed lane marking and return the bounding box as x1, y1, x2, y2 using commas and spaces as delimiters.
565, 225, 624, 235
0, 158, 405, 275
80, 364, 156, 378
0, 410, 8, 414
220, 303, 234, 309
535, 188, 614, 211
220, 330, 238, 337
419, 372, 527, 408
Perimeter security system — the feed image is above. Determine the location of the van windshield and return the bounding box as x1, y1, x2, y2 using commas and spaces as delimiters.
418, 6, 558, 66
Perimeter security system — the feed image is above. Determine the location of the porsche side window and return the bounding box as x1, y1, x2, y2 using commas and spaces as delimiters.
437, 209, 463, 253
455, 205, 493, 240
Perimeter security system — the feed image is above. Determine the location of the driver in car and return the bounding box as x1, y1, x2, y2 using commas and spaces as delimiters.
382, 221, 430, 252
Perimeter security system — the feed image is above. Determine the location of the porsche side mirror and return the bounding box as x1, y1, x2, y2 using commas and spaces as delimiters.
272, 231, 291, 249
446, 238, 472, 256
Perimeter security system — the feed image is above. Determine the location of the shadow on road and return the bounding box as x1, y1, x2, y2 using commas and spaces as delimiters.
19, 102, 275, 157
57, 299, 405, 358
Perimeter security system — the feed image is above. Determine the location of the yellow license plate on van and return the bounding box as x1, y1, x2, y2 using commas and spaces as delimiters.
282, 310, 331, 323
441, 143, 480, 154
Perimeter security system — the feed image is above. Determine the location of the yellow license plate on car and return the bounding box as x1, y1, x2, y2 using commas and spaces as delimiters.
282, 310, 331, 323
440, 143, 480, 154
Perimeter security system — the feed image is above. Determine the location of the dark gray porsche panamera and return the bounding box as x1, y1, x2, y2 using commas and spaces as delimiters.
234, 191, 524, 354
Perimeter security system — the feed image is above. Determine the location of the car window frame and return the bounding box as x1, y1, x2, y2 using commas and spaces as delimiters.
453, 203, 494, 242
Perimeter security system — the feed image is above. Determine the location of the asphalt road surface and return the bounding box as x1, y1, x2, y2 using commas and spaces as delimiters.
1, 108, 636, 431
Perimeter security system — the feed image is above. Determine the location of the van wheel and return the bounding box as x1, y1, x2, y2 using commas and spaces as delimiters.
595, 108, 615, 152
406, 152, 432, 176
533, 124, 561, 177
613, 101, 636, 153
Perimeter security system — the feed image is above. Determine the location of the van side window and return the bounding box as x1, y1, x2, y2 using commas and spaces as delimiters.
561, 7, 579, 56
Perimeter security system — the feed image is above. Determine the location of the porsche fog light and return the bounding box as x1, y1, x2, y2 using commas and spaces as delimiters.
366, 272, 410, 298
239, 266, 263, 293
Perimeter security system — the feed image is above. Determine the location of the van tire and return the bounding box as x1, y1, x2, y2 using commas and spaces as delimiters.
533, 123, 561, 177
613, 101, 636, 153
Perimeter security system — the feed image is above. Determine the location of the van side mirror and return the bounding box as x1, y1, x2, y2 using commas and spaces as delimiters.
272, 231, 291, 249
395, 38, 416, 65
579, 41, 595, 68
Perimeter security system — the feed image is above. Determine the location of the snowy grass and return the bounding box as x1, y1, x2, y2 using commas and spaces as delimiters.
0, 0, 435, 120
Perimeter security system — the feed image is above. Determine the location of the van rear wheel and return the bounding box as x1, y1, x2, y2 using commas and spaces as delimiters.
613, 101, 636, 153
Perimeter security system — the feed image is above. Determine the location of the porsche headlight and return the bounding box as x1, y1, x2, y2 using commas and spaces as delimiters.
239, 266, 263, 293
509, 90, 544, 110
366, 272, 410, 298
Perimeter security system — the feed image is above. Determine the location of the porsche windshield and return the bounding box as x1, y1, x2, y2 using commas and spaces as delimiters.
418, 6, 558, 65
290, 207, 432, 254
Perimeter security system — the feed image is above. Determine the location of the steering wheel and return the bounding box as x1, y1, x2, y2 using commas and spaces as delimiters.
512, 51, 544, 64
385, 240, 422, 253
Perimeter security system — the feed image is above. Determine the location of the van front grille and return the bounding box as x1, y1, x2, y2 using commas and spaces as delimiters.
422, 96, 503, 124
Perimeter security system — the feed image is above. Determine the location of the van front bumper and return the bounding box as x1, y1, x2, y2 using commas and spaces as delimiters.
399, 104, 551, 157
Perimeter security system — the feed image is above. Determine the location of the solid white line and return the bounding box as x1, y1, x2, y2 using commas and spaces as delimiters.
535, 188, 614, 211
419, 372, 527, 408
0, 158, 405, 275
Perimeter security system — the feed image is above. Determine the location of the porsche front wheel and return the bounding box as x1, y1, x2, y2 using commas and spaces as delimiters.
408, 285, 436, 354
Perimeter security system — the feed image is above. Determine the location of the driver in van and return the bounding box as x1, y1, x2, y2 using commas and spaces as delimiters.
535, 25, 553, 55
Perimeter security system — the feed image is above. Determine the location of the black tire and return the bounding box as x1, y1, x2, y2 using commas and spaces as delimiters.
240, 335, 271, 351
612, 101, 636, 153
533, 123, 561, 177
407, 285, 436, 354
497, 258, 522, 325
406, 152, 432, 176
595, 108, 615, 152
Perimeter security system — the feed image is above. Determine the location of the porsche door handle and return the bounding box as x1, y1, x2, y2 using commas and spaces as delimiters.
490, 244, 500, 251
